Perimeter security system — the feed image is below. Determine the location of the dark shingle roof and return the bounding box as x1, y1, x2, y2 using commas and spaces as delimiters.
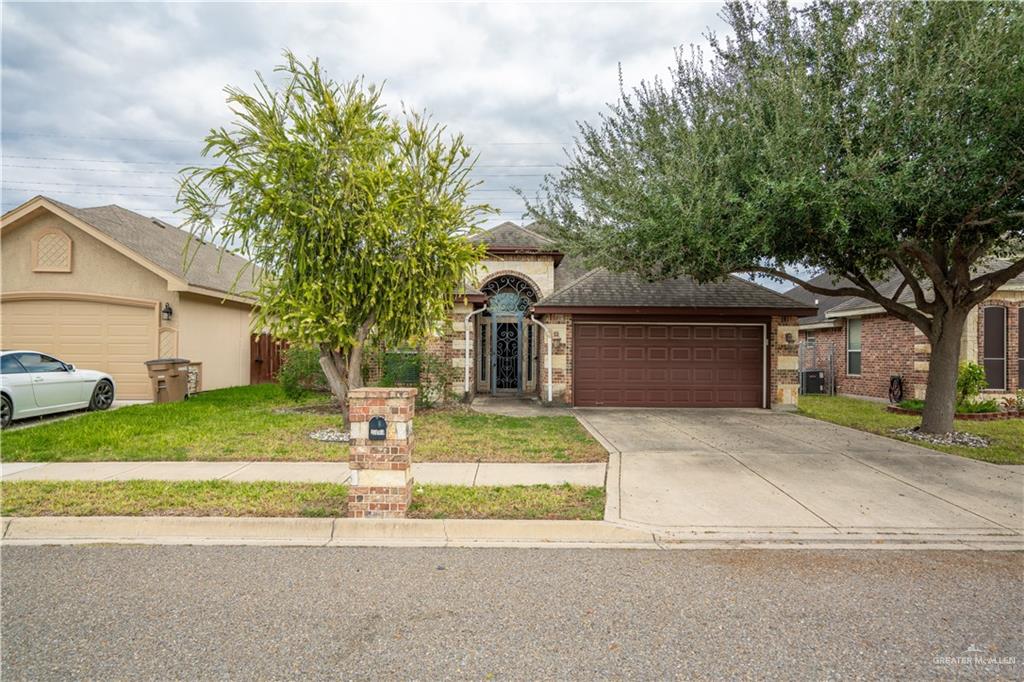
825, 259, 1024, 316
471, 221, 556, 250
536, 268, 814, 311
48, 198, 257, 297
784, 273, 856, 325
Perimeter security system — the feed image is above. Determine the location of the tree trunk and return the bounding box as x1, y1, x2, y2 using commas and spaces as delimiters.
318, 345, 350, 426
919, 309, 969, 435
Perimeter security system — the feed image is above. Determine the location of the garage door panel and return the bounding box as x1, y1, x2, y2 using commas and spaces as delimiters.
574, 322, 764, 407
2, 299, 156, 399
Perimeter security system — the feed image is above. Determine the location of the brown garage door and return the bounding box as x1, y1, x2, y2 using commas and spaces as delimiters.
574, 323, 764, 407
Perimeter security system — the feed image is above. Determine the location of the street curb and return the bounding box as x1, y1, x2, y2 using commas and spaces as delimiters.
2, 516, 1021, 550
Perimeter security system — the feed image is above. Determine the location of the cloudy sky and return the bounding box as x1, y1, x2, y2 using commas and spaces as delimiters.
2, 2, 727, 229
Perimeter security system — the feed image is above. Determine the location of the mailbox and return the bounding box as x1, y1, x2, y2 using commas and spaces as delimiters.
368, 416, 387, 441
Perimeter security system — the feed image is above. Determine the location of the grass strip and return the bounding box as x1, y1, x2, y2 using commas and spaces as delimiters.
1, 481, 606, 520
408, 483, 606, 520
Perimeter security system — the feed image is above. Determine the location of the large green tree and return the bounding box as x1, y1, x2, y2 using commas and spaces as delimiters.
179, 53, 487, 415
531, 1, 1024, 433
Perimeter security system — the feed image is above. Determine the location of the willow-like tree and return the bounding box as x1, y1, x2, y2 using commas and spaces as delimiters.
531, 1, 1024, 434
179, 53, 487, 415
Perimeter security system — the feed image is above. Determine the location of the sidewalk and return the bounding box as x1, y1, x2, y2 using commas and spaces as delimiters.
0, 461, 607, 487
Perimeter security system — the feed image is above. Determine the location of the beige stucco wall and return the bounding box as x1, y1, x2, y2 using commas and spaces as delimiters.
473, 255, 556, 298
176, 293, 252, 391
3, 210, 254, 393
2, 212, 176, 312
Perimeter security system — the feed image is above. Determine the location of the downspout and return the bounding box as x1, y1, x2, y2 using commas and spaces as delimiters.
464, 307, 486, 401
529, 315, 553, 403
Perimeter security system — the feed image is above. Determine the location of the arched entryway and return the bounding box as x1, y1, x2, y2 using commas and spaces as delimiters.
478, 274, 539, 395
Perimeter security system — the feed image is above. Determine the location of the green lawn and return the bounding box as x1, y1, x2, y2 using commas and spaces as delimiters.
798, 395, 1024, 465
414, 409, 606, 463
0, 480, 605, 520
0, 384, 606, 464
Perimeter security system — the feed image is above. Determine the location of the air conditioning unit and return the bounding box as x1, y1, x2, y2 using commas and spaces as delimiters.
801, 369, 826, 395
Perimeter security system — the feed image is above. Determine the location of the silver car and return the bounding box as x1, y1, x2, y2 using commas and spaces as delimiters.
0, 350, 116, 428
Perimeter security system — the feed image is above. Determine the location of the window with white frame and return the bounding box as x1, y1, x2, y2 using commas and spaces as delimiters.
846, 319, 862, 375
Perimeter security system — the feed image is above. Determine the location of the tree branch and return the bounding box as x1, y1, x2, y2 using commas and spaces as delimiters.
749, 267, 933, 331
884, 250, 935, 314
966, 257, 1024, 307
901, 241, 953, 309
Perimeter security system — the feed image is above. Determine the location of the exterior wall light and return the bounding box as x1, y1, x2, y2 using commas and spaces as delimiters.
161, 303, 174, 321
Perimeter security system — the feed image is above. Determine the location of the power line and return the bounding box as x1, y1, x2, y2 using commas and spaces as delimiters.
2, 131, 569, 146
2, 163, 559, 174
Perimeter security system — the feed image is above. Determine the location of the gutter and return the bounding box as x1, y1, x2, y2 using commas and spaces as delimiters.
463, 307, 486, 400
529, 315, 554, 403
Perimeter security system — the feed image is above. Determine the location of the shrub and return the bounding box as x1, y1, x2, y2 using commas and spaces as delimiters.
956, 362, 988, 408
278, 346, 329, 400
957, 398, 1000, 414
379, 351, 420, 387
417, 352, 458, 408
897, 399, 926, 411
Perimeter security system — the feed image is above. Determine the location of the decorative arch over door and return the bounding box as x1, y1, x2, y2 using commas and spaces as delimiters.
479, 275, 539, 394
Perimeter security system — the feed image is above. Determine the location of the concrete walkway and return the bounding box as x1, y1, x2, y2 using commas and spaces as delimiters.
574, 408, 1024, 542
469, 395, 571, 417
0, 461, 606, 487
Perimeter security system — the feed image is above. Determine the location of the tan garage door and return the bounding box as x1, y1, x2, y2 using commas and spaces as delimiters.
1, 298, 156, 399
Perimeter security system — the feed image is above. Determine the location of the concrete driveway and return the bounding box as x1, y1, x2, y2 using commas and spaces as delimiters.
574, 408, 1023, 541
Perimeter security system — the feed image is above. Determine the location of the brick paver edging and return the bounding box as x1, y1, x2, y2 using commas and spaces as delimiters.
886, 405, 1021, 421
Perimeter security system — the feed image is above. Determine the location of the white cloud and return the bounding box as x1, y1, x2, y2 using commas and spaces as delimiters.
2, 2, 727, 225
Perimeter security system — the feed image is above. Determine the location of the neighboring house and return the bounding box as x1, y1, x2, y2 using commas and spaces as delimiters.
429, 222, 815, 408
1, 196, 258, 399
788, 266, 1024, 401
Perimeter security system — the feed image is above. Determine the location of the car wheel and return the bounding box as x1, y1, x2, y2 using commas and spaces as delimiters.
1, 395, 11, 429
90, 380, 114, 411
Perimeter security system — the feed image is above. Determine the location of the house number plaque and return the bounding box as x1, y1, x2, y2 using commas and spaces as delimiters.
368, 416, 387, 441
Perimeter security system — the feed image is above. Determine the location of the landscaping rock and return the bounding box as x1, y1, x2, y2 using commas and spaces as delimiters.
308, 428, 350, 443
892, 427, 990, 449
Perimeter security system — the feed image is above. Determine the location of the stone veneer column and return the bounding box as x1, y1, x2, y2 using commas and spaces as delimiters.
346, 387, 416, 518
773, 316, 800, 410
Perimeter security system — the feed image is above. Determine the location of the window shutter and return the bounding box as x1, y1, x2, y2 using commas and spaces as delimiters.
982, 307, 1006, 390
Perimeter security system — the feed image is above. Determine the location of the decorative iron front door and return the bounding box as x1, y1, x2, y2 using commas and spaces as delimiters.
493, 320, 520, 391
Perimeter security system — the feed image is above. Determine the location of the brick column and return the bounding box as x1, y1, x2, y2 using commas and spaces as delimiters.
347, 387, 416, 518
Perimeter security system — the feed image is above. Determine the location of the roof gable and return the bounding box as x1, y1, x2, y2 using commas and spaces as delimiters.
3, 196, 256, 300
471, 221, 557, 250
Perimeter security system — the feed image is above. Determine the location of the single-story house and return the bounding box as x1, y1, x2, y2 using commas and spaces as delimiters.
430, 222, 815, 408
787, 266, 1024, 401
1, 196, 259, 399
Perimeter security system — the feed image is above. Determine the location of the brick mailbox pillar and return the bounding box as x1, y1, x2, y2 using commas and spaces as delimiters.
347, 387, 417, 518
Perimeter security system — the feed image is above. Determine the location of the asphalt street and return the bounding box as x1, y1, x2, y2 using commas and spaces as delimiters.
2, 546, 1021, 680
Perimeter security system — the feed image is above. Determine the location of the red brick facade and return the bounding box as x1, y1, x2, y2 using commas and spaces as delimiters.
799, 298, 1023, 401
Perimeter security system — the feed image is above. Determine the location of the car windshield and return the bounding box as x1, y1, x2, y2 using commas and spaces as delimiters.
14, 353, 67, 373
